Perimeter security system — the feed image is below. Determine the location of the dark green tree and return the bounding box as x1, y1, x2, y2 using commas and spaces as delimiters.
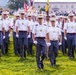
8, 0, 28, 10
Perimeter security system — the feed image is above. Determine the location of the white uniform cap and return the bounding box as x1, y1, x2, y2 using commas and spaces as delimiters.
68, 13, 74, 17
63, 16, 68, 19
50, 13, 56, 17
27, 13, 32, 16
50, 18, 56, 21
20, 10, 25, 14
38, 14, 43, 18
2, 11, 9, 15
14, 13, 20, 17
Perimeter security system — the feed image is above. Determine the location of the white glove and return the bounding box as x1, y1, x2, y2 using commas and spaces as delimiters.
47, 43, 51, 47
9, 34, 11, 37
28, 35, 31, 38
3, 36, 5, 39
33, 41, 37, 45
16, 34, 19, 38
59, 42, 62, 45
64, 37, 67, 40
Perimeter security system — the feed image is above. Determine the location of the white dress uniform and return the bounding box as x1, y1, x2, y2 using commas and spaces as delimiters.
15, 18, 29, 58
0, 20, 3, 56
64, 21, 76, 58
47, 17, 62, 66
32, 21, 48, 69
27, 20, 34, 54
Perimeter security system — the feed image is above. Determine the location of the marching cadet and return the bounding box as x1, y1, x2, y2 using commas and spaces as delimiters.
61, 16, 68, 55
64, 13, 76, 59
47, 18, 62, 66
2, 11, 11, 54
44, 15, 51, 59
32, 14, 48, 69
12, 12, 20, 55
15, 10, 30, 59
0, 19, 5, 56
27, 13, 34, 55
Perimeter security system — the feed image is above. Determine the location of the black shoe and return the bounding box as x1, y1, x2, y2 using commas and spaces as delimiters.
41, 62, 44, 69
38, 64, 42, 69
24, 51, 26, 58
54, 60, 56, 65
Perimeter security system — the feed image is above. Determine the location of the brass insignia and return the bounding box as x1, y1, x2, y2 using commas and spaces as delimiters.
22, 22, 24, 25
40, 30, 42, 32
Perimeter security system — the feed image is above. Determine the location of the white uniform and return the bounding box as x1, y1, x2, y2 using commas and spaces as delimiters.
64, 21, 76, 33
15, 18, 29, 31
47, 25, 61, 41
0, 20, 3, 31
32, 23, 48, 37
2, 19, 11, 32
27, 20, 34, 32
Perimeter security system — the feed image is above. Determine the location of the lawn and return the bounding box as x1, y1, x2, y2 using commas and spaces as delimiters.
0, 36, 76, 75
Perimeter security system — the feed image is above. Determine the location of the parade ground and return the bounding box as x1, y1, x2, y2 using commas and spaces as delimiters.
0, 35, 76, 75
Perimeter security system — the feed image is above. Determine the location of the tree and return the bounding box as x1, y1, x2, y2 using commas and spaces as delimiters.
8, 0, 28, 10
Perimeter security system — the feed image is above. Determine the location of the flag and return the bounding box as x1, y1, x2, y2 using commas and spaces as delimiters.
45, 0, 49, 12
24, 2, 30, 12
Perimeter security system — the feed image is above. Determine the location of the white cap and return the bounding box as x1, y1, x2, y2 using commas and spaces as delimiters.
2, 11, 9, 15
14, 13, 20, 17
50, 18, 56, 21
27, 13, 32, 16
38, 14, 43, 18
50, 13, 56, 17
68, 13, 74, 17
63, 16, 68, 19
20, 10, 25, 14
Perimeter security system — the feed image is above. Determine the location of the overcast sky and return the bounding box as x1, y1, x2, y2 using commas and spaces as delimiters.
34, 0, 76, 2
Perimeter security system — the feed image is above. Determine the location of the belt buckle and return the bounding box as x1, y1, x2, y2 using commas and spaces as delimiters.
53, 38, 55, 41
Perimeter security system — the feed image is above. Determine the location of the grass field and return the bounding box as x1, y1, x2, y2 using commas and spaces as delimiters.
0, 36, 76, 75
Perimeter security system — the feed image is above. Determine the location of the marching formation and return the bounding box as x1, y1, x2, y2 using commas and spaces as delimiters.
0, 10, 76, 69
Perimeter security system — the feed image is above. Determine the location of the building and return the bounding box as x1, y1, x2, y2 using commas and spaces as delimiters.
34, 2, 76, 12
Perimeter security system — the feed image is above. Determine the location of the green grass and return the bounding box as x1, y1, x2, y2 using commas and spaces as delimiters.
0, 36, 76, 75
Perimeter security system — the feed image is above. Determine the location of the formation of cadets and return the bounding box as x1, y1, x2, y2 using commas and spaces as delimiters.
0, 10, 76, 69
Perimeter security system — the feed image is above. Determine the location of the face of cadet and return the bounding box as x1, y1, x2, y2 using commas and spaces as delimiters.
64, 18, 68, 22
3, 14, 8, 19
28, 16, 32, 20
20, 13, 25, 19
38, 18, 43, 24
51, 21, 55, 26
69, 16, 74, 21
15, 16, 20, 20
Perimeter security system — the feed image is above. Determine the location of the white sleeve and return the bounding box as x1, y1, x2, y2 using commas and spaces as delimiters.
64, 23, 68, 30
47, 26, 50, 33
32, 25, 36, 34
58, 28, 61, 35
15, 20, 19, 27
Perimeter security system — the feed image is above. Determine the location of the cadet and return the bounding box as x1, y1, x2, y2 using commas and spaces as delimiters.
15, 10, 30, 59
12, 12, 20, 55
2, 11, 11, 54
27, 13, 34, 55
47, 18, 62, 66
0, 19, 4, 56
61, 16, 68, 55
32, 14, 48, 69
64, 13, 76, 58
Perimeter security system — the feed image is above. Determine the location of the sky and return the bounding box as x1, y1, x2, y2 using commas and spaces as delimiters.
34, 0, 76, 2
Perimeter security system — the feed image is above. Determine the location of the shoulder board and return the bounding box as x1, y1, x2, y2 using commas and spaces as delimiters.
35, 24, 38, 26
44, 24, 47, 26
56, 26, 59, 28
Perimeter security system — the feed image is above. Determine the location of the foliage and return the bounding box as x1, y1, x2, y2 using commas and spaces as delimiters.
8, 0, 28, 10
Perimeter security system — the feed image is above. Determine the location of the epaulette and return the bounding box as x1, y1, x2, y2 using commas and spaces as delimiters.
56, 26, 59, 28
44, 24, 47, 26
35, 24, 38, 26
